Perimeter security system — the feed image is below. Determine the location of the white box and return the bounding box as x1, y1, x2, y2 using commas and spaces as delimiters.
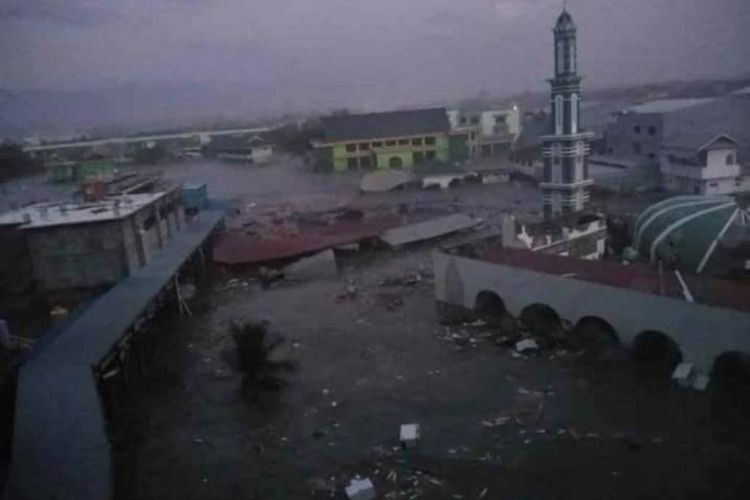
345, 477, 375, 500
400, 423, 420, 448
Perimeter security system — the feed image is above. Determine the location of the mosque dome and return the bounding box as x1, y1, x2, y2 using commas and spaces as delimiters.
632, 195, 749, 274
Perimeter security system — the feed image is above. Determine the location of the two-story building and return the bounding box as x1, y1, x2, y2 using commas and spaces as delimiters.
313, 108, 451, 172
661, 134, 743, 195
447, 107, 521, 158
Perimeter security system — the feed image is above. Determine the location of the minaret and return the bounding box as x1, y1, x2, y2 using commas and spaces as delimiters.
539, 6, 594, 219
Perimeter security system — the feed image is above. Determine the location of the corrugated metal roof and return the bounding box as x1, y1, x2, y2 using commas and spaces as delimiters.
380, 213, 480, 247
627, 98, 715, 114
320, 108, 450, 143
661, 97, 750, 158
213, 217, 402, 264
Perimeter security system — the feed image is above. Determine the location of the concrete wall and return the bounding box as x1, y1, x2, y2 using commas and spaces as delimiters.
25, 189, 183, 291
27, 221, 127, 290
433, 250, 750, 374
605, 113, 663, 159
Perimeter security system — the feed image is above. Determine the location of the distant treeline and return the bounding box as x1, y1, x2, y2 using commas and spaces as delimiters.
0, 144, 42, 182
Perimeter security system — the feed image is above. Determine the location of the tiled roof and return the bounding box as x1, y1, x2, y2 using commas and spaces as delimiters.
320, 108, 450, 143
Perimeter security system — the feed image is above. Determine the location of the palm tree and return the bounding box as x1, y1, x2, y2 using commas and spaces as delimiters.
230, 321, 294, 389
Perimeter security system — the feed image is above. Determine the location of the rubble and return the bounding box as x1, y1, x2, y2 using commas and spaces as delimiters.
345, 477, 376, 500
692, 373, 710, 391
400, 423, 420, 448
515, 339, 539, 354
283, 249, 338, 281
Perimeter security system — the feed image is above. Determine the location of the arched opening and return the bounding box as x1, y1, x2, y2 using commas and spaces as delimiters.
519, 303, 561, 340
631, 330, 683, 374
712, 352, 750, 390
571, 316, 620, 353
388, 156, 403, 169
711, 352, 750, 424
474, 291, 506, 321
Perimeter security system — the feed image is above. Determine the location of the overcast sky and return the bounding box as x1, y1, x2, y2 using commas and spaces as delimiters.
1, 0, 748, 106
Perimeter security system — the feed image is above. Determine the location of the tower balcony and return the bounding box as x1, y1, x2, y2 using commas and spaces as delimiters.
539, 179, 594, 190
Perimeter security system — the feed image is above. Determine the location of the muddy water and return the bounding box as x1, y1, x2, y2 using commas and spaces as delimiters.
112, 247, 750, 500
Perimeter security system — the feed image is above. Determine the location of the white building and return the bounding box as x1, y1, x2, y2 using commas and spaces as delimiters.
661, 135, 744, 195
447, 107, 521, 157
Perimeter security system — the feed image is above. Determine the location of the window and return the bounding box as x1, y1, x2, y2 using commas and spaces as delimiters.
413, 151, 425, 164
709, 182, 719, 188
459, 117, 467, 125
425, 150, 436, 161
345, 144, 356, 152
470, 117, 479, 125
554, 95, 563, 134
495, 115, 506, 125
389, 156, 403, 168
470, 133, 477, 140
570, 93, 579, 134
385, 140, 396, 146
648, 126, 656, 136
372, 141, 383, 147
633, 126, 641, 134
358, 143, 369, 151
425, 137, 435, 146
632, 142, 641, 155
398, 139, 409, 145
727, 154, 735, 165
347, 157, 358, 170
360, 156, 372, 168
412, 138, 422, 146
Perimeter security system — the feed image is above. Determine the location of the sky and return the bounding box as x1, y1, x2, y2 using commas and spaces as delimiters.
1, 0, 749, 111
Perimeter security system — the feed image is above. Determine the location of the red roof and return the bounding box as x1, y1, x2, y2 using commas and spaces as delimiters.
213, 217, 402, 265
482, 247, 750, 313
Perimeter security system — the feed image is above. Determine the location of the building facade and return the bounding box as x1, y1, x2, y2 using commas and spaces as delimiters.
446, 107, 521, 158
314, 108, 452, 172
539, 9, 594, 219
661, 135, 743, 195
0, 187, 184, 291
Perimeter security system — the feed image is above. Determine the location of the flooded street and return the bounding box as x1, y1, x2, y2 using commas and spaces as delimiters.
111, 244, 750, 500
3, 158, 747, 499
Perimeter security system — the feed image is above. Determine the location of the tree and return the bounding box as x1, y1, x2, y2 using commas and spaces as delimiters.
0, 144, 41, 181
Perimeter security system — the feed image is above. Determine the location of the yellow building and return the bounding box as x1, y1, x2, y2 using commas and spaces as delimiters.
315, 108, 452, 172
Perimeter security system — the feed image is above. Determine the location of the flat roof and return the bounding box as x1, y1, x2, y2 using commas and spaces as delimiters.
0, 190, 174, 230
626, 98, 714, 114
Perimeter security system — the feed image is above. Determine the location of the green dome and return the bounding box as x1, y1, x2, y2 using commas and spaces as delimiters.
633, 195, 747, 274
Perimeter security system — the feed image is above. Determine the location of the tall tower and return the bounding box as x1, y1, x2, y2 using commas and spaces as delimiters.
540, 6, 594, 219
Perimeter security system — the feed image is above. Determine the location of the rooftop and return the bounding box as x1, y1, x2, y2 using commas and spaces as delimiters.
627, 98, 715, 114
0, 190, 174, 229
319, 108, 450, 143
482, 246, 750, 313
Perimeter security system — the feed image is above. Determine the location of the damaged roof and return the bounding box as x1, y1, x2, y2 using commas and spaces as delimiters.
320, 108, 450, 142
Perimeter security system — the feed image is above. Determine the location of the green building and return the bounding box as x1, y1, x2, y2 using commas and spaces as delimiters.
46, 159, 115, 184
314, 108, 452, 172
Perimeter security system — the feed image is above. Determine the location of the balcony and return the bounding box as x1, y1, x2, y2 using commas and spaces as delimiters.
660, 161, 740, 181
